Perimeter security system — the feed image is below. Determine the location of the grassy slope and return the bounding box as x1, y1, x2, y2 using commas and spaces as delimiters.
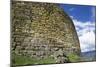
12, 54, 56, 66
12, 53, 82, 66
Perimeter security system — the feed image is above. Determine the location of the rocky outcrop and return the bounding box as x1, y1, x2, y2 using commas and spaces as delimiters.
11, 1, 81, 64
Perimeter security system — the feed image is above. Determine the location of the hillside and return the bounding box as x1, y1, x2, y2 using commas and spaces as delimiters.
80, 50, 96, 62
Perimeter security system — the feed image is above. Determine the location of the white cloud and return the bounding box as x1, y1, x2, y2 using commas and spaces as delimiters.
72, 19, 95, 52
73, 19, 95, 36
69, 8, 75, 11
70, 16, 74, 19
79, 31, 95, 52
73, 19, 95, 29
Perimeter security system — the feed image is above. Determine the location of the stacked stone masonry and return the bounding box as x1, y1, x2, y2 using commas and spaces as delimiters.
11, 1, 81, 63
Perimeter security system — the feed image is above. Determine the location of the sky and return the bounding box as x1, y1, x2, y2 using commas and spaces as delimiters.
59, 4, 96, 52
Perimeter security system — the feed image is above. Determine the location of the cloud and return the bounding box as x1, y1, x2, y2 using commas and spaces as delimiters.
69, 8, 75, 11
79, 31, 95, 52
73, 19, 95, 28
73, 19, 95, 36
72, 19, 95, 52
70, 16, 74, 19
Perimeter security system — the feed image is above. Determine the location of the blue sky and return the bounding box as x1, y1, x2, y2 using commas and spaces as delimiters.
59, 4, 96, 22
59, 4, 96, 52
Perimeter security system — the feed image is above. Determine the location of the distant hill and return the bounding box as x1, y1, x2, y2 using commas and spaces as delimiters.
80, 50, 96, 62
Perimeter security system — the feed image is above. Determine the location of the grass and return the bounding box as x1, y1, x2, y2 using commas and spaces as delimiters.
12, 54, 56, 66
12, 54, 36, 66
67, 53, 80, 62
11, 53, 81, 66
35, 56, 56, 64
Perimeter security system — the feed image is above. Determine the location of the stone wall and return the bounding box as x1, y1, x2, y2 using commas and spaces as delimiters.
11, 1, 81, 63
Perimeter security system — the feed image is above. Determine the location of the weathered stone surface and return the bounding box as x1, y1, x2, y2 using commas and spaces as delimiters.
11, 1, 81, 64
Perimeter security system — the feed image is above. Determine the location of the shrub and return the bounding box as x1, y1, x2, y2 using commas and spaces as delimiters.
67, 53, 80, 62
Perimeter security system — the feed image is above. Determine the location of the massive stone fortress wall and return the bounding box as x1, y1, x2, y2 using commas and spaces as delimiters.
11, 1, 80, 63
